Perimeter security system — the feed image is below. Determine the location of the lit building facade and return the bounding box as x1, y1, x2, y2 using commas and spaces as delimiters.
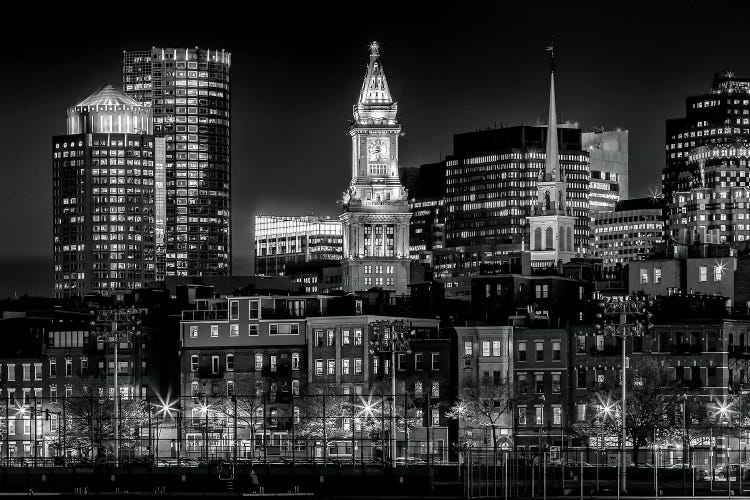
668, 144, 750, 245
664, 72, 750, 201
407, 162, 446, 266
53, 85, 162, 297
123, 47, 231, 278
254, 215, 343, 276
340, 42, 411, 295
593, 197, 664, 270
582, 129, 628, 212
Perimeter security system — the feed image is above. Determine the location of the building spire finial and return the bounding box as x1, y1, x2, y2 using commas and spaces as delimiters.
369, 41, 380, 58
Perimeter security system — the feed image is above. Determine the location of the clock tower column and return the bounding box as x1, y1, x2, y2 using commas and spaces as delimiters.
341, 42, 411, 296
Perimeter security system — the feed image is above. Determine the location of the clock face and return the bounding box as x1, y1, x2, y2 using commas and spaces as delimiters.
367, 137, 389, 164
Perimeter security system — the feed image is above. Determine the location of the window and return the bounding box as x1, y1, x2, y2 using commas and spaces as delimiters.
189, 326, 198, 338
49, 359, 56, 377
714, 265, 724, 282
415, 353, 424, 370
535, 284, 549, 298
518, 407, 527, 425
354, 358, 363, 375
699, 266, 707, 282
315, 359, 323, 376
342, 330, 351, 345
227, 380, 234, 396
226, 354, 234, 371
373, 357, 379, 374
518, 373, 528, 394
315, 330, 324, 346
492, 341, 502, 357
327, 329, 335, 346
464, 341, 473, 357
354, 329, 363, 346
518, 342, 526, 361
482, 341, 490, 357
415, 381, 423, 397
552, 373, 561, 393
432, 409, 440, 426
535, 341, 544, 361
50, 386, 57, 404
230, 300, 239, 320
654, 268, 662, 284
6, 364, 14, 382
191, 355, 198, 372
255, 354, 263, 371
576, 335, 586, 354
248, 325, 258, 336
211, 356, 219, 374
432, 381, 440, 397
191, 382, 199, 397
397, 353, 406, 370
7, 418, 14, 435
292, 379, 300, 396
577, 368, 586, 388
535, 373, 544, 393
553, 407, 562, 425
230, 324, 239, 337
431, 352, 440, 370
270, 323, 299, 335
249, 300, 259, 319
65, 359, 72, 377
552, 341, 561, 361
342, 359, 350, 375
287, 299, 306, 317
292, 353, 300, 370
535, 407, 544, 425
270, 355, 277, 373
327, 360, 336, 375
23, 364, 30, 381
210, 325, 218, 337
577, 403, 586, 422
640, 267, 648, 284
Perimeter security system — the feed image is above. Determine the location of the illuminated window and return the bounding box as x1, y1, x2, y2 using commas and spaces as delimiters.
699, 266, 707, 282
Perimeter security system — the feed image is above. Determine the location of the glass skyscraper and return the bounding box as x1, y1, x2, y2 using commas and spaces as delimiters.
123, 47, 231, 278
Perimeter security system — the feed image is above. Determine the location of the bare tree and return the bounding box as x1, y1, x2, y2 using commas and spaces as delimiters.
296, 386, 353, 450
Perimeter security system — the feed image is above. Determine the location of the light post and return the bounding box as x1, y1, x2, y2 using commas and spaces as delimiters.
154, 394, 178, 464
90, 308, 142, 466
595, 296, 653, 495
199, 398, 210, 463
368, 319, 412, 468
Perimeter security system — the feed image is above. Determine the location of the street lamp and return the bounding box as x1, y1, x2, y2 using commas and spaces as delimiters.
154, 394, 179, 463
90, 308, 142, 465
595, 295, 652, 494
368, 320, 412, 467
198, 399, 211, 462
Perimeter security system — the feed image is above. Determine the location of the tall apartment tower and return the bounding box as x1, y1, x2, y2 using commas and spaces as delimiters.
340, 42, 411, 295
527, 63, 577, 268
664, 72, 750, 201
53, 85, 164, 297
123, 47, 232, 278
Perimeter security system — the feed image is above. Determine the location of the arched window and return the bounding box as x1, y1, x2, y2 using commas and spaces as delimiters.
558, 191, 564, 211
534, 227, 543, 250
560, 228, 566, 251
567, 227, 574, 252
544, 191, 551, 210
545, 227, 554, 250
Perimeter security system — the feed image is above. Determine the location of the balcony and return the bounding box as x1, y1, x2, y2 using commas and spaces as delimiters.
260, 308, 308, 320
182, 310, 228, 321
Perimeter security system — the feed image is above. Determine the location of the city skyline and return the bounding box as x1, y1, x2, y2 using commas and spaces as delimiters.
3, 3, 750, 296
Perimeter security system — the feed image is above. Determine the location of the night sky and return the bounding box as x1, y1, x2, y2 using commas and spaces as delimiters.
2, 2, 750, 297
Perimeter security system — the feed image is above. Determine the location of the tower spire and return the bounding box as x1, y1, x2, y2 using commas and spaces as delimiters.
358, 40, 393, 105
544, 42, 560, 181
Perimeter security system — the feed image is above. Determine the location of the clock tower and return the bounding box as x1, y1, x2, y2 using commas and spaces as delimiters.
341, 42, 411, 295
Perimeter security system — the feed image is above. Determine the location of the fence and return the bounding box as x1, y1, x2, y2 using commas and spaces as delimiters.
0, 393, 450, 467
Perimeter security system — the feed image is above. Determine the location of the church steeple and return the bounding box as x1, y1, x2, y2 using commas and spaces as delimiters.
544, 51, 561, 182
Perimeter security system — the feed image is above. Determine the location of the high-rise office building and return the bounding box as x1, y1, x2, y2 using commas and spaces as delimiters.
593, 197, 664, 270
664, 72, 750, 201
406, 162, 446, 266
340, 42, 411, 295
123, 47, 231, 278
254, 215, 343, 276
582, 129, 628, 212
53, 84, 164, 297
668, 144, 750, 245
